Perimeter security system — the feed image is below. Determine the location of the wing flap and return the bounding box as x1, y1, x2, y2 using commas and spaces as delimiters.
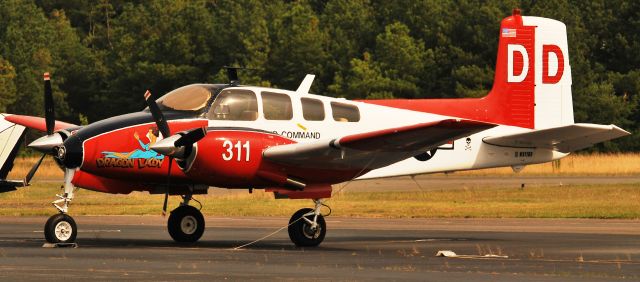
264, 119, 495, 170
482, 123, 630, 152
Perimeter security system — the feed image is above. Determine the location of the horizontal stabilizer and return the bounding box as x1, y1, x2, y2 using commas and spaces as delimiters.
482, 123, 630, 153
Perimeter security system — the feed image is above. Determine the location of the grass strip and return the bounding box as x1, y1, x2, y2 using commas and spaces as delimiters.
0, 182, 638, 219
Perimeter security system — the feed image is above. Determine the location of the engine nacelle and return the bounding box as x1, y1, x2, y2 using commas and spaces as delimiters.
183, 130, 295, 188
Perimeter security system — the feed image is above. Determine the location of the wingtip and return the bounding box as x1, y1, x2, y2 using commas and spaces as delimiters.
611, 124, 632, 136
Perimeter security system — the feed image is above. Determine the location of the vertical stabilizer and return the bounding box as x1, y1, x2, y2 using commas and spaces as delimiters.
361, 10, 574, 130
487, 10, 573, 129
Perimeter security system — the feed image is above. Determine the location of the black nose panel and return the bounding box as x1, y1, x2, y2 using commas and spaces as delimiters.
60, 135, 83, 168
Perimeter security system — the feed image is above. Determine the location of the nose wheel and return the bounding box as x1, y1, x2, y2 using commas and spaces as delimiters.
167, 205, 205, 243
288, 200, 327, 247
44, 213, 77, 243
44, 168, 78, 244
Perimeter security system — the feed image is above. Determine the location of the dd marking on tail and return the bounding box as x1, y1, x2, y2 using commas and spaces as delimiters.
542, 45, 564, 84
507, 43, 564, 84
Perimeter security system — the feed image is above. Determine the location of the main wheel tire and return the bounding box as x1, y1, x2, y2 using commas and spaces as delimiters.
288, 208, 326, 247
44, 213, 77, 243
168, 205, 205, 243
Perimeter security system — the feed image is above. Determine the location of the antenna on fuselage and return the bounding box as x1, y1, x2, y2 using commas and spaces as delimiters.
222, 66, 259, 86
223, 66, 240, 86
295, 74, 315, 95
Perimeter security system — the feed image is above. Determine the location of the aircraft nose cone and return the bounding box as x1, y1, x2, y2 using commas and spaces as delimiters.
151, 135, 184, 158
28, 134, 63, 153
58, 134, 84, 169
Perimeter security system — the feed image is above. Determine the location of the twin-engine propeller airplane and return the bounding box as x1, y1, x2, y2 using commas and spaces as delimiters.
0, 10, 630, 246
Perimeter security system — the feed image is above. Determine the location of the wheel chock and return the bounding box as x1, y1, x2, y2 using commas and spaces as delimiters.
42, 242, 78, 248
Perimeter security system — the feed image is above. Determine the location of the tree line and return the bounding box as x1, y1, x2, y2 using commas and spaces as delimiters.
0, 0, 637, 151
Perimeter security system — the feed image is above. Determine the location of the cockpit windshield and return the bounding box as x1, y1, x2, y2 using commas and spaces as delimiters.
156, 84, 213, 112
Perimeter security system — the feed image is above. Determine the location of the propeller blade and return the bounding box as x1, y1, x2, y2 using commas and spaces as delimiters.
24, 153, 46, 186
174, 127, 207, 147
162, 157, 173, 217
144, 90, 171, 138
44, 72, 55, 135
162, 192, 169, 216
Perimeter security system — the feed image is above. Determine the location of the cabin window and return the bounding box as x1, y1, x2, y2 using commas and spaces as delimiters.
262, 91, 293, 120
301, 98, 325, 121
331, 102, 360, 122
207, 89, 258, 121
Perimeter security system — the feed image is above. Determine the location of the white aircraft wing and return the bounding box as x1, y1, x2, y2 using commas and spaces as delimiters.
482, 123, 630, 153
0, 114, 27, 192
0, 114, 26, 178
263, 119, 495, 171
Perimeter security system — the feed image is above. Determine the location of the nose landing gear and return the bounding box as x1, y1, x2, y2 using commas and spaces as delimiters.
44, 169, 78, 244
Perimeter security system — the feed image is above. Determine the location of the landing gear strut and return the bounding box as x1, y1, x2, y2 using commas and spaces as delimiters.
288, 199, 327, 247
44, 168, 78, 244
167, 195, 205, 243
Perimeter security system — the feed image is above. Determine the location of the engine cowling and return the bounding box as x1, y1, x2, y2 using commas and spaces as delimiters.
180, 130, 295, 188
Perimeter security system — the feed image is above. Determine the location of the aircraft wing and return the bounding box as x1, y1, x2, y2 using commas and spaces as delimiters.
263, 119, 495, 171
482, 123, 631, 153
4, 114, 77, 133
0, 114, 27, 192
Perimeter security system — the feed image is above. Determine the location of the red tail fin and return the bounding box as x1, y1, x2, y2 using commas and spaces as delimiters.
488, 9, 535, 128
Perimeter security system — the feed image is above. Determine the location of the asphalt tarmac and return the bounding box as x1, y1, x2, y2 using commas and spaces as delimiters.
0, 216, 638, 281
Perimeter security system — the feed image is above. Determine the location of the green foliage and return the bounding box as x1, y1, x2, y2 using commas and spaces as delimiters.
0, 57, 17, 111
78, 113, 88, 125
0, 0, 635, 151
266, 1, 329, 91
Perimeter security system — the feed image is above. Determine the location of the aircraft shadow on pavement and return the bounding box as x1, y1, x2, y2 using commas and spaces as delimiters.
0, 236, 347, 251
1, 234, 498, 253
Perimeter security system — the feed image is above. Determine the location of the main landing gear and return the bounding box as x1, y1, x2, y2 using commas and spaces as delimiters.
44, 169, 78, 244
288, 199, 328, 247
167, 194, 205, 243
